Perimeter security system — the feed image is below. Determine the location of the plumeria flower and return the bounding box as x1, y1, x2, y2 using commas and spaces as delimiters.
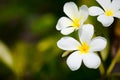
89, 0, 120, 27
57, 24, 107, 71
56, 2, 88, 35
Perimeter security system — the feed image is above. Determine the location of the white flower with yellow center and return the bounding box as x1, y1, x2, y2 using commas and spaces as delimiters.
57, 24, 107, 71
56, 2, 88, 35
89, 0, 120, 27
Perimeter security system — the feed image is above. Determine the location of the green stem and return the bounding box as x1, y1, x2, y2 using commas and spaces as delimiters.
107, 49, 120, 76
98, 52, 105, 76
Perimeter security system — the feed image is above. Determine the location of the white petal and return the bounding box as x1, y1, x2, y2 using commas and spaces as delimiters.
78, 5, 89, 24
66, 51, 82, 71
90, 37, 107, 52
83, 53, 101, 69
89, 6, 104, 16
111, 0, 120, 11
61, 27, 74, 35
97, 15, 114, 27
56, 17, 73, 30
114, 11, 120, 18
96, 0, 111, 10
57, 37, 80, 50
79, 24, 94, 44
64, 2, 78, 20
56, 23, 61, 30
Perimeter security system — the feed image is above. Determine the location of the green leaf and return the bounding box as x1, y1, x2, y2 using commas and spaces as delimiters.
0, 41, 13, 69
12, 42, 28, 76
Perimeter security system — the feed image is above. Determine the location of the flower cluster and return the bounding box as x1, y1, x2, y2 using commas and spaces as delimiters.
56, 0, 120, 71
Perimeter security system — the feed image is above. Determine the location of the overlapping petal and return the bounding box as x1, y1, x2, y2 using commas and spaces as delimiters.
79, 24, 94, 44
61, 27, 74, 35
96, 0, 111, 10
57, 37, 80, 50
64, 2, 78, 20
97, 15, 114, 27
78, 5, 88, 24
56, 17, 73, 30
89, 6, 104, 16
111, 0, 120, 11
114, 11, 120, 18
66, 51, 82, 71
83, 53, 101, 69
90, 37, 107, 52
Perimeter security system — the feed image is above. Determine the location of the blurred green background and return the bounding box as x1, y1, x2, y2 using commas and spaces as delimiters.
0, 0, 120, 80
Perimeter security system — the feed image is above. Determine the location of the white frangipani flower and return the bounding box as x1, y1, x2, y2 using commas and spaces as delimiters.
89, 0, 120, 27
56, 2, 88, 35
57, 24, 107, 71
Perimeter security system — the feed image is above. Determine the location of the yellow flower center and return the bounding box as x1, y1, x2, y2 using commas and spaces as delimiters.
105, 10, 114, 16
72, 18, 80, 28
78, 42, 90, 54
